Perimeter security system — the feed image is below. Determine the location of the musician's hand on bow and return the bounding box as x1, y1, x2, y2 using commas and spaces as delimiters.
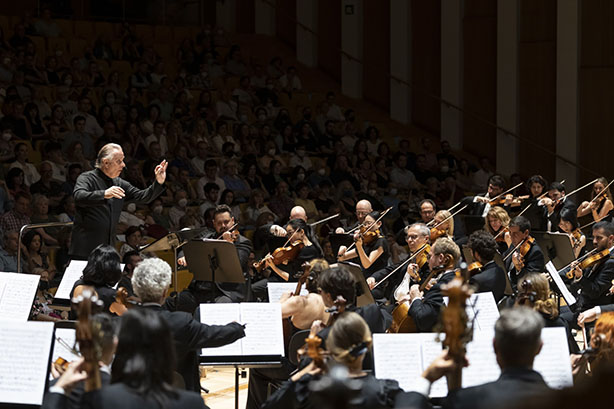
154, 159, 168, 184
270, 224, 287, 237
310, 320, 324, 336
474, 196, 489, 204
337, 245, 347, 259
572, 264, 583, 280
578, 307, 599, 327
609, 280, 614, 295
367, 277, 376, 289
407, 263, 420, 281
221, 230, 234, 242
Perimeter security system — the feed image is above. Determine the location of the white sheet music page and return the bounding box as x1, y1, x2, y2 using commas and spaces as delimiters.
0, 272, 40, 321
199, 303, 242, 356
0, 320, 54, 405
55, 260, 87, 300
470, 292, 500, 331
52, 328, 79, 364
267, 282, 308, 303
239, 303, 284, 356
373, 333, 440, 392
461, 330, 500, 390
534, 327, 573, 389
545, 261, 576, 306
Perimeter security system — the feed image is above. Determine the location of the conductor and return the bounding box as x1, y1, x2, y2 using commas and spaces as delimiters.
70, 143, 167, 259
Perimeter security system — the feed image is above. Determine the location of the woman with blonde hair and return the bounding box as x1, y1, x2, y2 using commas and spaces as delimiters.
263, 311, 403, 409
430, 209, 454, 241
484, 205, 512, 253
577, 177, 614, 223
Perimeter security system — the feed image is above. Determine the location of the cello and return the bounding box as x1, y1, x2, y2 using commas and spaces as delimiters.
72, 288, 104, 391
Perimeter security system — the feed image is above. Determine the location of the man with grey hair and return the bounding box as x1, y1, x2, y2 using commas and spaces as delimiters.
133, 257, 245, 392
395, 307, 550, 409
69, 143, 167, 259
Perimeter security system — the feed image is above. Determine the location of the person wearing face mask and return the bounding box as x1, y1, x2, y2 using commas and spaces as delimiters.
70, 143, 167, 260
149, 198, 171, 230
289, 144, 313, 170
169, 190, 189, 230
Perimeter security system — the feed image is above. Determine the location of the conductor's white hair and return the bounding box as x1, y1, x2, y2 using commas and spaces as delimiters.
131, 257, 172, 302
95, 143, 122, 168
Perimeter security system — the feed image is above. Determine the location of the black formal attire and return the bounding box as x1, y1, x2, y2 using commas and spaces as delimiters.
408, 269, 457, 332
70, 168, 164, 259
70, 279, 117, 313
546, 198, 576, 232
503, 240, 545, 291
370, 254, 430, 303
88, 383, 207, 409
142, 303, 245, 392
277, 244, 322, 282
601, 303, 614, 313
443, 367, 550, 409
469, 261, 506, 302
42, 371, 111, 409
520, 199, 548, 232
359, 236, 390, 279
460, 194, 490, 217
263, 373, 405, 409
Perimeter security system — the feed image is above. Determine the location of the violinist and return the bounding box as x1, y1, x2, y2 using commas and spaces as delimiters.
430, 209, 454, 242
558, 208, 586, 258
520, 175, 549, 232
334, 199, 372, 234
460, 174, 506, 217
577, 177, 614, 223
503, 216, 545, 291
176, 204, 253, 309
397, 237, 461, 332
562, 221, 614, 331
543, 181, 576, 232
368, 223, 431, 303
337, 210, 389, 279
484, 206, 512, 253
263, 218, 322, 282
467, 230, 506, 302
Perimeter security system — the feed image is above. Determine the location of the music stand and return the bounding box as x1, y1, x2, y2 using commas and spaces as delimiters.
534, 232, 575, 270
183, 239, 244, 284
329, 233, 354, 257
140, 227, 209, 289
331, 262, 375, 306
460, 215, 485, 236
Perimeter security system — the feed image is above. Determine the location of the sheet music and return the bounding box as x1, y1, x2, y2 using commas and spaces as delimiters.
0, 272, 40, 321
267, 283, 308, 303
534, 327, 573, 389
200, 303, 284, 357
0, 320, 54, 405
443, 292, 500, 331
51, 328, 79, 364
545, 261, 577, 306
373, 327, 572, 398
54, 260, 87, 300
199, 304, 242, 356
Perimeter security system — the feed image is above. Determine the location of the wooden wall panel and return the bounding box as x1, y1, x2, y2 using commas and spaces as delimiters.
517, 0, 556, 181
236, 0, 255, 33
462, 0, 497, 162
362, 0, 390, 111
318, 0, 341, 82
276, 0, 296, 49
411, 0, 441, 135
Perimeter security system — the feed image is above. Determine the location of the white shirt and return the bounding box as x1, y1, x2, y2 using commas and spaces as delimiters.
9, 161, 40, 186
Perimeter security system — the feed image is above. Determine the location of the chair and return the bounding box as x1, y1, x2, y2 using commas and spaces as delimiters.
287, 329, 310, 367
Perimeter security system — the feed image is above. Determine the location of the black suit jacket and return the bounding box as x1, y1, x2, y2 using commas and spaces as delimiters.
444, 367, 550, 409
42, 371, 112, 409
408, 270, 457, 332
570, 256, 614, 310
601, 303, 614, 313
460, 195, 488, 217
547, 198, 576, 232
86, 383, 207, 409
143, 304, 245, 392
469, 261, 506, 302
503, 241, 545, 291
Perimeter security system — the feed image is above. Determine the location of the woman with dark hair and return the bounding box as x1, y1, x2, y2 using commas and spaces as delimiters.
70, 244, 122, 312
24, 102, 48, 141
5, 166, 29, 198
22, 229, 56, 278
264, 218, 323, 282
516, 174, 549, 232
338, 210, 389, 280
558, 208, 586, 258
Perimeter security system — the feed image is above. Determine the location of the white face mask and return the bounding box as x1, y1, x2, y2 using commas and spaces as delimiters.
297, 173, 305, 181
318, 168, 326, 176
268, 149, 276, 156
153, 205, 163, 214
178, 198, 188, 208
64, 79, 72, 86
127, 203, 136, 213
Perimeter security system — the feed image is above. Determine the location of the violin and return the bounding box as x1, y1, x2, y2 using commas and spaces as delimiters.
566, 246, 614, 279
514, 277, 538, 307
467, 262, 482, 276
371, 244, 430, 290
217, 222, 240, 242
72, 288, 104, 392
325, 295, 347, 327
356, 224, 380, 245
493, 226, 509, 242
507, 236, 535, 270
109, 287, 141, 316
430, 227, 447, 242
253, 240, 305, 274
305, 332, 328, 370
489, 194, 529, 207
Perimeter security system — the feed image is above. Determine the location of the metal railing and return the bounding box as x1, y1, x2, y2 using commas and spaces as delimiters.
18, 221, 74, 273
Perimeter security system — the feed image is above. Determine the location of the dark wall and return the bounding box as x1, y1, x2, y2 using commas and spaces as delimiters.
236, 0, 255, 33
276, 0, 296, 49
362, 0, 390, 111
318, 0, 341, 82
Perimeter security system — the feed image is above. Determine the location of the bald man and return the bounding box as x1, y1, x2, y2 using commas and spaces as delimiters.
269, 206, 308, 237
335, 199, 373, 234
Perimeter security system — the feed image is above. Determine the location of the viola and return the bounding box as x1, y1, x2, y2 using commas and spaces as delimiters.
217, 222, 240, 242
514, 277, 538, 307
567, 246, 614, 279
509, 236, 535, 270
253, 240, 305, 273
430, 227, 447, 242
72, 289, 104, 392
571, 228, 584, 250
467, 262, 482, 276
305, 332, 328, 370
109, 287, 141, 316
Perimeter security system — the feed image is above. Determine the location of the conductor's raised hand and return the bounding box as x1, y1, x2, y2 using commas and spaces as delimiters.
104, 186, 125, 199
154, 159, 168, 184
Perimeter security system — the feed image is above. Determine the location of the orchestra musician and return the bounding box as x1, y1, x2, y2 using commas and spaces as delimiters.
503, 216, 545, 291
558, 208, 586, 258
520, 175, 548, 232
562, 221, 614, 331
396, 237, 461, 332
368, 223, 431, 303
335, 199, 373, 234
577, 177, 614, 223
542, 181, 576, 232
484, 206, 512, 253
461, 175, 506, 217
337, 210, 389, 279
466, 230, 506, 302
419, 199, 436, 224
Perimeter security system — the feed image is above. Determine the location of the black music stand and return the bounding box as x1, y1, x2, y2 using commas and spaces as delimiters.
183, 239, 244, 284
331, 262, 375, 306
459, 215, 485, 236
329, 233, 354, 257
533, 231, 575, 270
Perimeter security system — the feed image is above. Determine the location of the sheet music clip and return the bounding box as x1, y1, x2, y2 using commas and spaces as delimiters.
183, 238, 244, 284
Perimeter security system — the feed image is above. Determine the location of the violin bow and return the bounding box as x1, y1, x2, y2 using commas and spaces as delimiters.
430, 205, 468, 230
372, 243, 429, 289
502, 238, 528, 262
345, 207, 393, 252
588, 179, 614, 205
487, 182, 524, 204
536, 179, 566, 203
579, 219, 598, 231
216, 222, 238, 240
309, 213, 340, 227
